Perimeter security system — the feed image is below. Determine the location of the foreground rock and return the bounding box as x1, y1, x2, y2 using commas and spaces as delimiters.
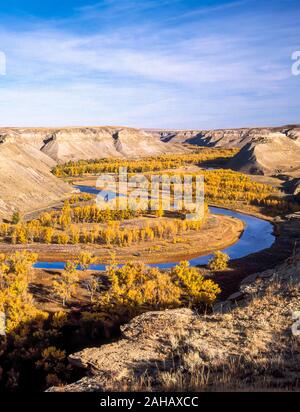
49, 250, 300, 392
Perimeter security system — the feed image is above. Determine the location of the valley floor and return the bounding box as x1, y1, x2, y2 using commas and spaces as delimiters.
0, 213, 243, 264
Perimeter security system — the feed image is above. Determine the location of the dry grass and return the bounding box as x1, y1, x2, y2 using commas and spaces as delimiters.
48, 252, 300, 393
124, 281, 300, 392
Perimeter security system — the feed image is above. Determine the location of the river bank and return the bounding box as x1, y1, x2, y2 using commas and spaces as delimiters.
0, 213, 244, 266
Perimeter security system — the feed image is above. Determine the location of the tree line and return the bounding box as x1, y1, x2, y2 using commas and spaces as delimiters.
52, 149, 238, 177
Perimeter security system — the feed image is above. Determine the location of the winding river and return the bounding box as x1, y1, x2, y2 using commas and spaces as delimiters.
33, 185, 275, 271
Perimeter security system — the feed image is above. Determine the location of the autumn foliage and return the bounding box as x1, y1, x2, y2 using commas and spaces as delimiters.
208, 251, 230, 271
99, 260, 221, 314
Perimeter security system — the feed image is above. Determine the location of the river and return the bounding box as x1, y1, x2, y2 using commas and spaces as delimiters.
33, 185, 275, 270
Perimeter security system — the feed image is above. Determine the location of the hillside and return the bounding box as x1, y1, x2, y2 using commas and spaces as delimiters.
0, 138, 73, 219
147, 125, 300, 176
0, 126, 183, 163
0, 126, 183, 218
227, 130, 300, 175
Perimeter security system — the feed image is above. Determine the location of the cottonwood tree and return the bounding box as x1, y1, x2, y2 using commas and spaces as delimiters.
52, 262, 79, 307
85, 276, 100, 303
208, 251, 230, 271
172, 261, 221, 306
76, 252, 97, 271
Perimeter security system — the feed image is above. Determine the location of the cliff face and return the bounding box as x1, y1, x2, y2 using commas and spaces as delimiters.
49, 229, 300, 392
147, 125, 300, 176
0, 126, 183, 164
0, 126, 184, 218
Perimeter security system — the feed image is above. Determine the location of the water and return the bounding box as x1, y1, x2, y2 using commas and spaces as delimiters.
33, 186, 275, 271
75, 185, 124, 199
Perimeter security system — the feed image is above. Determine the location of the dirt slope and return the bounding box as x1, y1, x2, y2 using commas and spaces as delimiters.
0, 139, 73, 219
0, 126, 184, 218
147, 125, 300, 176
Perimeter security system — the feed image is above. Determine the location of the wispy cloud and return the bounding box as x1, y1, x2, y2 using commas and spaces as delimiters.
0, 0, 299, 128
169, 0, 250, 20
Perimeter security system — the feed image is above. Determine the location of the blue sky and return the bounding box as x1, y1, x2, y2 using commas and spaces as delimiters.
0, 0, 299, 129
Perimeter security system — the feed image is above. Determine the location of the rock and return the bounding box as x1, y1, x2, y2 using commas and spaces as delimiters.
292, 311, 300, 321
292, 320, 300, 337
212, 301, 232, 314
259, 270, 275, 279
240, 274, 258, 285
227, 291, 244, 302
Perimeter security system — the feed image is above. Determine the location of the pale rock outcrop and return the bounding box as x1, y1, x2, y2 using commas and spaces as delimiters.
0, 139, 73, 218
0, 126, 183, 218
48, 245, 300, 392
147, 125, 300, 176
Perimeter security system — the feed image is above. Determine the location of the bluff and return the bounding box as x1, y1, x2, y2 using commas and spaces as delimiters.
0, 126, 183, 218
146, 125, 300, 176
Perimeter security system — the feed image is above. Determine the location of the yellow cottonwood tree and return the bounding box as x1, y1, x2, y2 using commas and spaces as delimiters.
208, 251, 230, 271
172, 261, 221, 306
52, 262, 79, 307
76, 252, 97, 271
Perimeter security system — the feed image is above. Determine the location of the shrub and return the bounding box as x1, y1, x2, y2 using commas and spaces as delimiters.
208, 251, 230, 271
172, 261, 221, 306
99, 262, 181, 313
11, 211, 21, 225
99, 260, 221, 312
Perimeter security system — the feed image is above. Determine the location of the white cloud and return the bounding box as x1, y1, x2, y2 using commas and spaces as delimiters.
0, 0, 299, 128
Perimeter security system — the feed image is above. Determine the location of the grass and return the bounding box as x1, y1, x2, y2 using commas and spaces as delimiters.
113, 280, 300, 392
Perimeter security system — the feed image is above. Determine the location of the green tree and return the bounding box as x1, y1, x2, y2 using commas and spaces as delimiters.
12, 211, 21, 225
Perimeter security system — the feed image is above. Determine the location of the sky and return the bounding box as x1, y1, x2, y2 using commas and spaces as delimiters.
0, 0, 299, 129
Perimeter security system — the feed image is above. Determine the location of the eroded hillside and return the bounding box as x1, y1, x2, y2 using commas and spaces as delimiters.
147, 125, 300, 176
1, 124, 300, 219
0, 126, 183, 163
0, 138, 73, 219
0, 126, 183, 218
